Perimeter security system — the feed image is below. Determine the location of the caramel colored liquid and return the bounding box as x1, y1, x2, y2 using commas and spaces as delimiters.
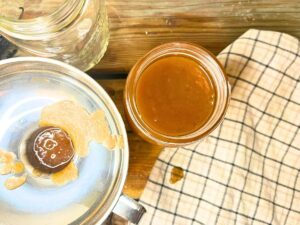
136, 55, 216, 136
170, 166, 184, 184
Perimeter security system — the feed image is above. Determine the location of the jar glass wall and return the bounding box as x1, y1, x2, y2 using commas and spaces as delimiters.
0, 0, 109, 71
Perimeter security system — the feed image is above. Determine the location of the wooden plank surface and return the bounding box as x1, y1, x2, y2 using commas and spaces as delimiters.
96, 79, 163, 199
90, 0, 300, 74
94, 1, 300, 198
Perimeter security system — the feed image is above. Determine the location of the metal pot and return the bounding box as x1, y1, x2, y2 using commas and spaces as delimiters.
0, 57, 145, 225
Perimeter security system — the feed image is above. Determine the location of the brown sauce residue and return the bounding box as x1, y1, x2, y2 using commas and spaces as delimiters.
11, 161, 25, 174
39, 100, 123, 157
51, 162, 78, 186
136, 55, 216, 136
0, 150, 16, 164
0, 149, 26, 190
4, 175, 27, 190
116, 135, 124, 149
170, 166, 184, 184
32, 169, 43, 177
0, 163, 13, 175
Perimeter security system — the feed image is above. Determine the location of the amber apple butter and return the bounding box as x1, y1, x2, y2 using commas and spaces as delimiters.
124, 42, 230, 146
135, 55, 216, 136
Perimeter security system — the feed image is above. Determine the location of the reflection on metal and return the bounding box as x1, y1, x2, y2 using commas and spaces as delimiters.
0, 36, 17, 59
113, 195, 146, 225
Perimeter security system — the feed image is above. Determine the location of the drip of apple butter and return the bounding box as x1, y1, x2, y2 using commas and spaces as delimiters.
0, 149, 26, 190
170, 166, 184, 184
51, 162, 78, 186
4, 175, 27, 190
39, 100, 123, 157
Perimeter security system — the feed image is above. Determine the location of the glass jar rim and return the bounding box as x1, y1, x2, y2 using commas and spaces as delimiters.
124, 42, 231, 146
0, 0, 85, 39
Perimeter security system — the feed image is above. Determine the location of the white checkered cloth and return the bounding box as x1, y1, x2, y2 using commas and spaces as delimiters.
138, 29, 300, 225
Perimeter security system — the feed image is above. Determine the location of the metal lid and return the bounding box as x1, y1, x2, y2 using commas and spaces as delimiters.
0, 57, 129, 225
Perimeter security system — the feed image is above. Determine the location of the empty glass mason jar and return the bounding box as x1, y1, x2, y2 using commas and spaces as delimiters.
0, 0, 109, 71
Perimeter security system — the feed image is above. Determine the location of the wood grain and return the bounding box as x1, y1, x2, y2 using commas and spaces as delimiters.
97, 79, 163, 199
94, 2, 300, 198
90, 0, 300, 74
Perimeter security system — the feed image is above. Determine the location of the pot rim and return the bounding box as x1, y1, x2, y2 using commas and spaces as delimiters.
0, 56, 129, 225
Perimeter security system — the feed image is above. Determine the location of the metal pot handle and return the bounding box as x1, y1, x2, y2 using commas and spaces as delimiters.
112, 195, 146, 224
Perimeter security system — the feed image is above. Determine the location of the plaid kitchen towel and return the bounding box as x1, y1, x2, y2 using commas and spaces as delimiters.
139, 29, 300, 225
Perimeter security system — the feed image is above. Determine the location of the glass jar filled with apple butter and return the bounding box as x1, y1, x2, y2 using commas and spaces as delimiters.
124, 42, 230, 146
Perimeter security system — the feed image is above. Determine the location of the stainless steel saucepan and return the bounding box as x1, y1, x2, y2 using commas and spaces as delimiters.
0, 57, 145, 225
